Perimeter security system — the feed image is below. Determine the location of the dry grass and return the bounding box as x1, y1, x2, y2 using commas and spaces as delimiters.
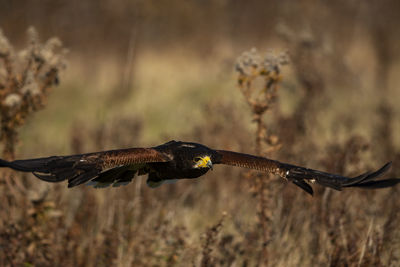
1, 18, 400, 267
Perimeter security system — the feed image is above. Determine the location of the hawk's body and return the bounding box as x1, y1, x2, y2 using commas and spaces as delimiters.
0, 140, 398, 195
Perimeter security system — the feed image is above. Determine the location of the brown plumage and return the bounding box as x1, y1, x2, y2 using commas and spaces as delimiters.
0, 140, 399, 195
216, 150, 281, 174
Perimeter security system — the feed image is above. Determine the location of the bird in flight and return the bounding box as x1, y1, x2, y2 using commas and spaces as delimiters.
0, 140, 398, 195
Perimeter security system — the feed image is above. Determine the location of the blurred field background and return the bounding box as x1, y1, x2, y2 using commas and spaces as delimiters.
1, 0, 400, 266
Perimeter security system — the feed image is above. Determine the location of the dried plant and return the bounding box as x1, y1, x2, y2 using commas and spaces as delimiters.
200, 212, 227, 267
0, 27, 67, 161
235, 48, 288, 265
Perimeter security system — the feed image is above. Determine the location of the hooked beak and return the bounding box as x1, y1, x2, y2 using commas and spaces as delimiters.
206, 159, 213, 170
195, 156, 213, 169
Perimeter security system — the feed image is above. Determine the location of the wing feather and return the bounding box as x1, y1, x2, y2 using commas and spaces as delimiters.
216, 150, 281, 173
216, 150, 400, 195
0, 148, 170, 188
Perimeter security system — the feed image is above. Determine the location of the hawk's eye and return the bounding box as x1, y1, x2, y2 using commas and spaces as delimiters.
193, 157, 202, 162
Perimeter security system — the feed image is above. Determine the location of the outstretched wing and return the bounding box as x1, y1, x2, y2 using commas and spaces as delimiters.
216, 150, 400, 195
0, 148, 170, 188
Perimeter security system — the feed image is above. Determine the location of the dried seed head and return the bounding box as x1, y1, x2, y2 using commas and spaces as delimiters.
48, 53, 67, 70
263, 51, 289, 73
41, 37, 63, 63
27, 26, 39, 46
236, 48, 262, 76
267, 135, 279, 145
21, 71, 40, 95
0, 29, 12, 57
4, 93, 22, 108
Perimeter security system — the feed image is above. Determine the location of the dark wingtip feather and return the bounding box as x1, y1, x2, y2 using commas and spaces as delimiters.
68, 170, 99, 188
341, 162, 398, 190
360, 162, 392, 183
292, 180, 314, 196
33, 172, 65, 183
0, 159, 11, 168
347, 178, 400, 189
344, 162, 392, 186
280, 161, 399, 194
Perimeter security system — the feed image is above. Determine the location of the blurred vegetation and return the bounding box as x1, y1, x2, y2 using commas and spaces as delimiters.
0, 27, 66, 160
1, 0, 400, 266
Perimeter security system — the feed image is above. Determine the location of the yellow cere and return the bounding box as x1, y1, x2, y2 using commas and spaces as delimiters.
195, 156, 211, 168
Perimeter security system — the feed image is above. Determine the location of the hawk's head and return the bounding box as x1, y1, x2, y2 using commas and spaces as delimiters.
193, 155, 213, 170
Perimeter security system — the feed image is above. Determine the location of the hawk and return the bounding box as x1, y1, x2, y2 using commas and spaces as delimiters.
0, 140, 398, 195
